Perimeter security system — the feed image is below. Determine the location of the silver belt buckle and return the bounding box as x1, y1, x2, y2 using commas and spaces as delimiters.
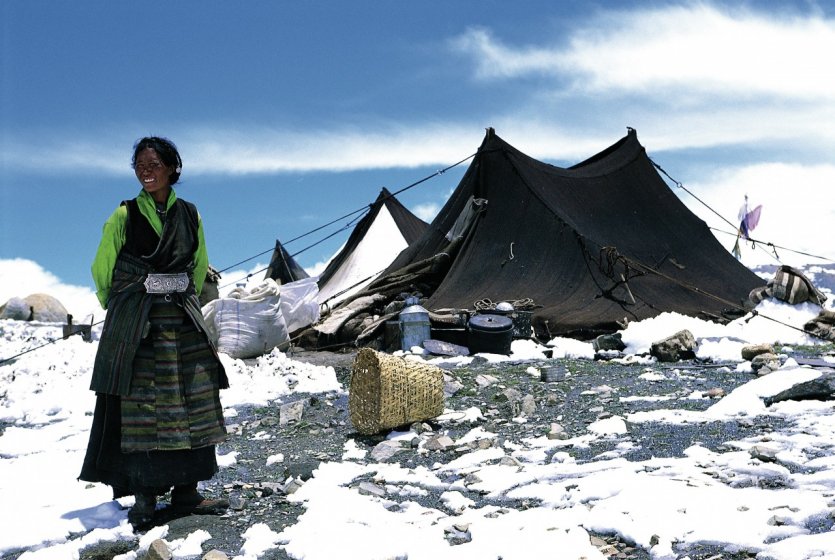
144, 272, 189, 294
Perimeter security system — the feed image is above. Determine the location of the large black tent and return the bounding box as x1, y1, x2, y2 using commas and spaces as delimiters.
361, 127, 765, 339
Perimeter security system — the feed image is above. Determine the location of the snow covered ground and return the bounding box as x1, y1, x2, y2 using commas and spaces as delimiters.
1, 298, 835, 560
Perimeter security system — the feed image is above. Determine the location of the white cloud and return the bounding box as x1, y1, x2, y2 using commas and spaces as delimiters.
445, 3, 835, 161
453, 4, 835, 101
178, 123, 482, 175
571, 5, 835, 100
2, 123, 481, 177
450, 26, 568, 80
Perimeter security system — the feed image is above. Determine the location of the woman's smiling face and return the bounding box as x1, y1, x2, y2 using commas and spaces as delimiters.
134, 147, 173, 202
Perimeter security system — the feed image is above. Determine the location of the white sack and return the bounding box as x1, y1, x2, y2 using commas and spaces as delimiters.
279, 277, 320, 333
202, 278, 288, 359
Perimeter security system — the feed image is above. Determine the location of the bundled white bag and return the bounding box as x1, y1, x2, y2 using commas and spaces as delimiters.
279, 276, 320, 333
202, 278, 288, 359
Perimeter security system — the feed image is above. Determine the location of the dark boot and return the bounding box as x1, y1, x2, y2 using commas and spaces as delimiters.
171, 483, 229, 515
127, 493, 157, 531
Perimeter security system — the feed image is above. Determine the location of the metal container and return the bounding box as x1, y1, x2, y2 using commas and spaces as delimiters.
468, 314, 513, 355
480, 308, 533, 338
399, 297, 431, 351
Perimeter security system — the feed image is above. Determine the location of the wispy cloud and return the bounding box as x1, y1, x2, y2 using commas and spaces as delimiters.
179, 123, 480, 174
452, 4, 835, 100
2, 123, 482, 177
449, 26, 569, 80
448, 3, 835, 162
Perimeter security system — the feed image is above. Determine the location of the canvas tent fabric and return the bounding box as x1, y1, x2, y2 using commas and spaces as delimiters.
316, 187, 428, 310
264, 240, 310, 285
359, 127, 765, 339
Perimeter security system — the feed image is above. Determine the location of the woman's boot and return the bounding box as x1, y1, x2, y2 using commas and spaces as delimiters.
127, 492, 157, 531
171, 482, 229, 515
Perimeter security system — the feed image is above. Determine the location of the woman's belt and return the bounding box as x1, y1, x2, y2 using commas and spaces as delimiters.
144, 272, 190, 294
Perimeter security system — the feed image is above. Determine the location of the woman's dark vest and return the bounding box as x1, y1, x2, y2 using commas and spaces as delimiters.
122, 198, 199, 272
90, 198, 228, 396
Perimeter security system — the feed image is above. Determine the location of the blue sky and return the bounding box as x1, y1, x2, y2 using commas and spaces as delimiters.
2, 0, 835, 312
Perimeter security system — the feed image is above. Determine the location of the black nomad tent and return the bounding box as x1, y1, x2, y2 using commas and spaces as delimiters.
347, 127, 765, 340
264, 240, 310, 284
317, 187, 429, 310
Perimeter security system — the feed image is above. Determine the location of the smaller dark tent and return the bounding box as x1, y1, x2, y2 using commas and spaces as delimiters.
316, 187, 429, 309
264, 240, 310, 285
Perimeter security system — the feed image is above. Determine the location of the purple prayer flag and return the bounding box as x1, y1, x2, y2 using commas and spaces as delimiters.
739, 203, 762, 240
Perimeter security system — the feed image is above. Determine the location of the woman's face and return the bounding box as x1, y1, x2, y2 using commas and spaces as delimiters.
134, 147, 173, 202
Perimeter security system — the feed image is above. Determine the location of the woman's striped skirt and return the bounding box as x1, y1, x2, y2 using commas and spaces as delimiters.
80, 299, 226, 495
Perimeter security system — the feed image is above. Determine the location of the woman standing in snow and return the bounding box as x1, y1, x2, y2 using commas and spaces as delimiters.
80, 136, 229, 530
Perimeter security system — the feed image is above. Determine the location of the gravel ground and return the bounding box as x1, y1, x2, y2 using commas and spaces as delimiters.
75, 347, 827, 560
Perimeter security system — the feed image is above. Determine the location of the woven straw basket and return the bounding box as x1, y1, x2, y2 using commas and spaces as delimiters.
349, 348, 445, 435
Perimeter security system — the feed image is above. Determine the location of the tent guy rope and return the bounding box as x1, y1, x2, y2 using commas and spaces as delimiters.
216, 152, 477, 287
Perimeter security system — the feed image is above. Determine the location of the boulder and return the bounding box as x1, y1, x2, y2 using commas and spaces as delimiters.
0, 293, 68, 322
25, 293, 69, 322
650, 329, 697, 362
751, 352, 782, 374
741, 343, 774, 361
764, 372, 835, 406
593, 332, 626, 352
804, 310, 835, 342
144, 539, 172, 560
0, 297, 31, 320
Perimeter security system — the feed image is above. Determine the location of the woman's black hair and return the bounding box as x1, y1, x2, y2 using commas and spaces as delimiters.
132, 136, 183, 185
